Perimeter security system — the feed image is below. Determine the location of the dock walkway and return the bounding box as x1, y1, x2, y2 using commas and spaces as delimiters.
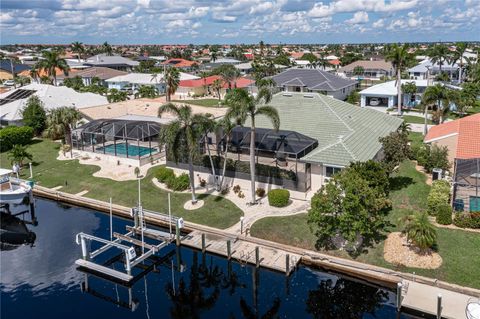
181, 230, 301, 275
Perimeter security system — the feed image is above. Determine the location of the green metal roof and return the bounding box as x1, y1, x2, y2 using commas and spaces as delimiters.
248, 92, 403, 166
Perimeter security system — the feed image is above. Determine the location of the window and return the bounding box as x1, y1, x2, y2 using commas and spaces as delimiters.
325, 166, 342, 177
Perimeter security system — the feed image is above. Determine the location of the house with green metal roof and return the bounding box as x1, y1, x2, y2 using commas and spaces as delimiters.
240, 92, 403, 192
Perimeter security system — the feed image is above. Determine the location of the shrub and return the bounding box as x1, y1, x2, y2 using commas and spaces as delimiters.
22, 96, 47, 136
256, 187, 266, 198
199, 178, 206, 187
155, 166, 175, 183
165, 173, 190, 191
238, 191, 245, 199
453, 213, 480, 229
427, 180, 450, 215
436, 204, 452, 225
233, 185, 241, 194
0, 126, 34, 152
268, 189, 290, 207
424, 145, 450, 173
220, 187, 230, 195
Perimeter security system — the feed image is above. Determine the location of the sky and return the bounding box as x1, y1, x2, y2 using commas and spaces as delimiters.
1, 0, 479, 45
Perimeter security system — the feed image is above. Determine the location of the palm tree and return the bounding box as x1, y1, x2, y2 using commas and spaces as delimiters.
401, 212, 437, 252
135, 85, 158, 99
420, 84, 452, 134
158, 103, 211, 204
71, 41, 84, 62
8, 145, 33, 167
217, 118, 236, 191
29, 65, 39, 83
353, 66, 365, 76
428, 44, 450, 74
199, 71, 209, 94
386, 44, 411, 115
212, 79, 223, 101
225, 87, 280, 204
165, 67, 180, 102
401, 81, 417, 107
102, 41, 113, 56
451, 42, 467, 83
107, 88, 128, 103
316, 53, 329, 71
220, 65, 240, 90
44, 106, 81, 145
457, 82, 480, 116
36, 50, 70, 86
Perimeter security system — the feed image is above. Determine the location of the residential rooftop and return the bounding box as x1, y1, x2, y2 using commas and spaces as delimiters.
271, 69, 356, 92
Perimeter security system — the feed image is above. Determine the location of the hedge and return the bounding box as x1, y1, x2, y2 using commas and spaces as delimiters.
436, 204, 452, 225
427, 180, 450, 216
0, 126, 34, 152
155, 166, 175, 183
453, 213, 480, 229
155, 166, 190, 192
268, 189, 290, 207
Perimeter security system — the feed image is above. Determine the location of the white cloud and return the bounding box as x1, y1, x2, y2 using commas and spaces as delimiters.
250, 1, 274, 14
372, 18, 384, 28
307, 3, 332, 17
347, 11, 369, 24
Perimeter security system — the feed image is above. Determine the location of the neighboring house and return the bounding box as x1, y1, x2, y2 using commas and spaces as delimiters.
425, 113, 480, 213
0, 83, 107, 126
0, 60, 30, 80
161, 58, 198, 71
424, 113, 480, 164
271, 69, 357, 100
57, 67, 127, 86
359, 79, 428, 108
176, 75, 255, 98
169, 92, 401, 193
337, 60, 394, 80
234, 62, 288, 75
18, 67, 80, 85
408, 58, 460, 81
83, 54, 139, 71
106, 72, 199, 93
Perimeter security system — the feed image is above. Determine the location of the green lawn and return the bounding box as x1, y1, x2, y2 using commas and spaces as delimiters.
250, 160, 480, 289
408, 131, 424, 150
1, 139, 243, 229
173, 99, 223, 107
402, 115, 433, 125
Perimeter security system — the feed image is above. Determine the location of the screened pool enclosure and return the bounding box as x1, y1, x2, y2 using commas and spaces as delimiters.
72, 119, 161, 160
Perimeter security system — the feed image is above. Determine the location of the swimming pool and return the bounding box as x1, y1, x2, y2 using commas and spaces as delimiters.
97, 142, 156, 157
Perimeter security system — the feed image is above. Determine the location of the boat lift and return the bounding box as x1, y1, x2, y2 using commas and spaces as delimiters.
75, 202, 184, 283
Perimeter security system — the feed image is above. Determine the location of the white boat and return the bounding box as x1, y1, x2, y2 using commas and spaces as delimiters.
0, 168, 32, 205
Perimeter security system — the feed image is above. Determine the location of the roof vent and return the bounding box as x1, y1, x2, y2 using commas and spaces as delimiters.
282, 93, 292, 97
303, 94, 315, 98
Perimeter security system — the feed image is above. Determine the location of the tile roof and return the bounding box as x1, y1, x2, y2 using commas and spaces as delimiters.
179, 75, 254, 88
424, 113, 480, 159
57, 67, 127, 80
338, 60, 393, 73
246, 92, 403, 166
161, 58, 198, 68
84, 54, 139, 67
272, 69, 356, 92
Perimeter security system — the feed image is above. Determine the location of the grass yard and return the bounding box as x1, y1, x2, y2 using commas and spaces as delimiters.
0, 139, 243, 229
408, 131, 424, 150
402, 115, 433, 125
250, 160, 480, 289
173, 99, 224, 107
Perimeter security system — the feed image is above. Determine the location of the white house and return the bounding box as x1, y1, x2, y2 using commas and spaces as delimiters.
408, 58, 460, 81
105, 72, 199, 93
359, 79, 428, 108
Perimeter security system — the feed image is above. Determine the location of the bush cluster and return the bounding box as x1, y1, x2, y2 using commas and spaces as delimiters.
436, 204, 452, 225
0, 126, 34, 152
155, 166, 190, 191
255, 187, 266, 198
453, 213, 480, 229
427, 180, 450, 216
412, 144, 450, 173
267, 189, 290, 207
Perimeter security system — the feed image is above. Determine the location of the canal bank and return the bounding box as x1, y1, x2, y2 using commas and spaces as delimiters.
32, 185, 480, 318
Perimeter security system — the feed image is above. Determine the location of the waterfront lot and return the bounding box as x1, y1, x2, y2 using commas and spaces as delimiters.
0, 139, 243, 229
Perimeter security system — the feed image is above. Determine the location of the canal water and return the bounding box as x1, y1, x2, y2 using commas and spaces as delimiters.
1, 198, 410, 318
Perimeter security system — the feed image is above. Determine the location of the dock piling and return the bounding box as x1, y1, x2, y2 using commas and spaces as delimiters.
227, 240, 231, 260
285, 254, 290, 274
255, 246, 260, 268
437, 294, 442, 319
81, 236, 88, 260
201, 233, 206, 254
396, 282, 403, 311
176, 225, 180, 246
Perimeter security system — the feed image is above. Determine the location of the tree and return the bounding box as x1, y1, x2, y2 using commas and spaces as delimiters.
22, 96, 47, 135
212, 79, 223, 101
29, 65, 40, 83
401, 81, 417, 107
225, 87, 280, 204
401, 212, 437, 252
379, 124, 411, 171
346, 91, 360, 105
308, 160, 391, 253
424, 144, 451, 173
102, 41, 113, 56
135, 85, 158, 99
71, 41, 84, 62
165, 67, 180, 102
421, 84, 456, 132
217, 118, 236, 191
7, 145, 33, 167
107, 88, 128, 103
299, 52, 317, 64
386, 44, 411, 115
451, 42, 467, 83
457, 82, 480, 115
353, 66, 364, 76
428, 44, 451, 73
44, 106, 81, 145
158, 103, 211, 204
63, 76, 84, 91
220, 64, 240, 90
36, 50, 70, 86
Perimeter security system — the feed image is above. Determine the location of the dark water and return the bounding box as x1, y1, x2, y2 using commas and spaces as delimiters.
1, 198, 409, 319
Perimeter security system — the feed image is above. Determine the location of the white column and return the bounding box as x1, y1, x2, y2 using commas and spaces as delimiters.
360, 95, 366, 107
388, 96, 394, 108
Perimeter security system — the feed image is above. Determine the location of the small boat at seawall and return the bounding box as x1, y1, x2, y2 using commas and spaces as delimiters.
0, 168, 32, 205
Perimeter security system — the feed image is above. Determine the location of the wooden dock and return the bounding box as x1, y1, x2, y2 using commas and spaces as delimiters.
180, 230, 301, 275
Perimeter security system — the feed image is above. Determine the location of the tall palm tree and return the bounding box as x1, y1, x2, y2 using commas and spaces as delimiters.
29, 65, 40, 83
158, 103, 210, 204
220, 65, 240, 90
44, 106, 81, 145
36, 50, 70, 86
401, 81, 417, 107
421, 84, 453, 135
165, 67, 180, 102
199, 71, 209, 93
71, 41, 84, 62
217, 118, 236, 191
450, 42, 467, 83
386, 44, 411, 115
102, 41, 113, 56
428, 44, 450, 74
225, 87, 280, 204
212, 79, 223, 101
